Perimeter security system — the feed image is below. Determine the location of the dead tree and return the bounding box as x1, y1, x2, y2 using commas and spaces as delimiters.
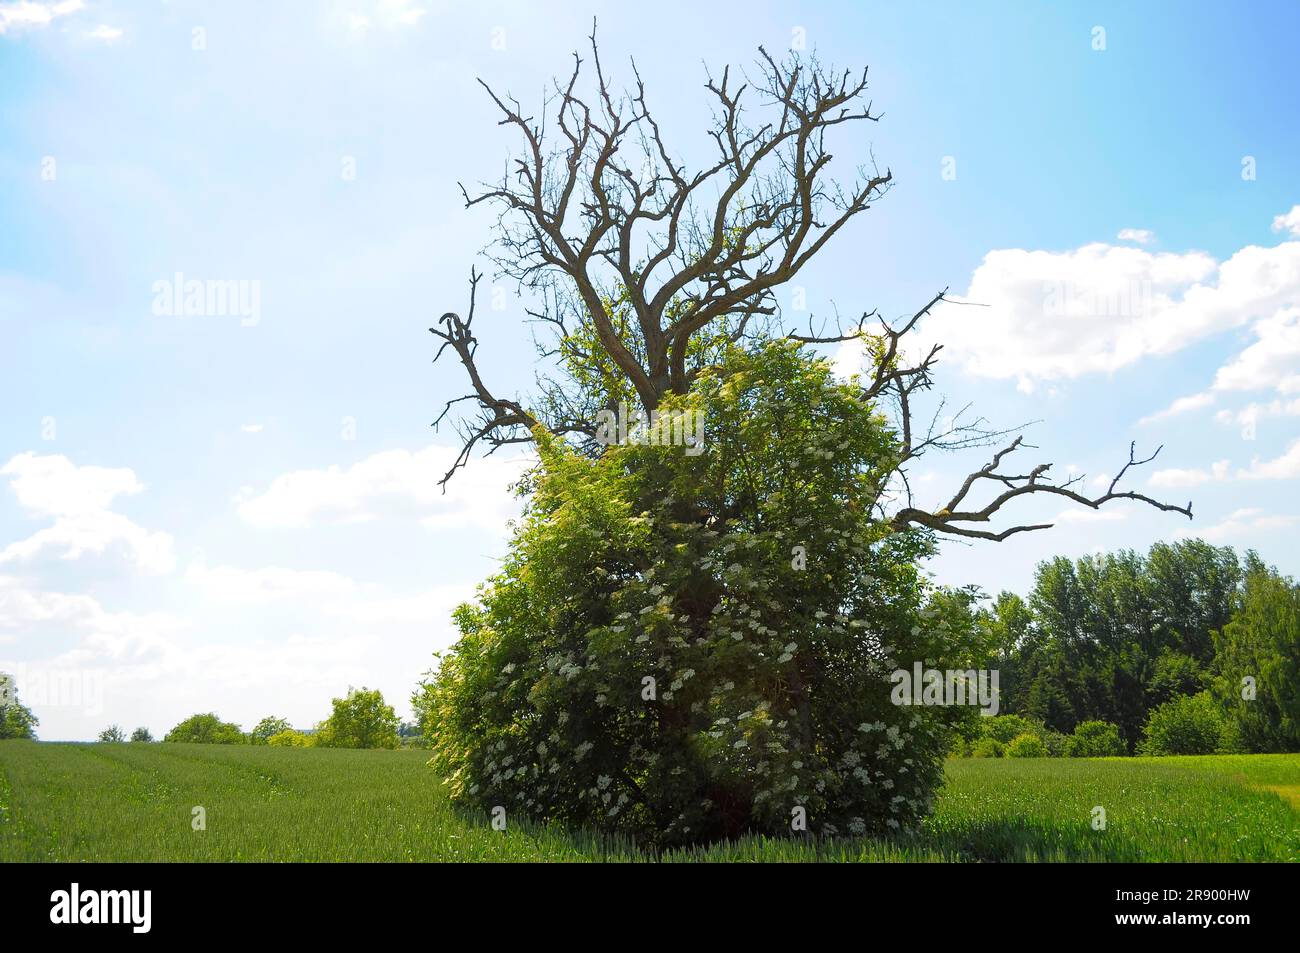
432, 26, 1193, 540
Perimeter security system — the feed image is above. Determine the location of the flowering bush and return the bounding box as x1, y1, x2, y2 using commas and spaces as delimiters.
417, 343, 987, 847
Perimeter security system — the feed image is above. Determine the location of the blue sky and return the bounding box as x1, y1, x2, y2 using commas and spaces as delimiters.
2, 0, 1298, 739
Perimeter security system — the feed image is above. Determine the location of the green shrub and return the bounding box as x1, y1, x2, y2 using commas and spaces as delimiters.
129, 727, 153, 743
163, 713, 245, 744
971, 736, 1005, 758
1040, 729, 1069, 758
1140, 692, 1224, 756
1064, 720, 1126, 757
1006, 732, 1048, 758
266, 729, 312, 748
981, 714, 1042, 746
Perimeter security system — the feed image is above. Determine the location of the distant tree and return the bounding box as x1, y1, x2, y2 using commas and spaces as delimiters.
97, 724, 126, 743
1212, 559, 1300, 752
130, 727, 154, 743
163, 712, 245, 744
0, 674, 38, 740
316, 688, 399, 749
250, 716, 293, 745
995, 540, 1238, 749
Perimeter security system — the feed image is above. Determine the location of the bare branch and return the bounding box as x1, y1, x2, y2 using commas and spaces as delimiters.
890, 436, 1194, 540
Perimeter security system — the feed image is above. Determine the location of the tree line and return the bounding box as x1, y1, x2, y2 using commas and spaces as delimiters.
963, 539, 1299, 757
83, 687, 407, 750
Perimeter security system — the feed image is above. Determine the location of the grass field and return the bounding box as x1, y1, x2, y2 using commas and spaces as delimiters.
1, 740, 1296, 862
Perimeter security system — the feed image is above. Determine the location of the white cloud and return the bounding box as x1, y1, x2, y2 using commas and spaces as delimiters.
240, 423, 264, 433
0, 575, 183, 662
185, 562, 358, 603
1237, 439, 1300, 481
1195, 507, 1300, 542
1215, 397, 1300, 427
1139, 391, 1216, 425
1272, 205, 1300, 237
235, 443, 528, 532
897, 223, 1300, 390
0, 0, 83, 35
1140, 302, 1300, 425
1, 452, 142, 517
1147, 441, 1300, 486
1117, 228, 1155, 245
338, 1, 426, 34
1148, 459, 1230, 488
1210, 308, 1300, 395
0, 453, 175, 573
0, 511, 175, 573
84, 23, 120, 42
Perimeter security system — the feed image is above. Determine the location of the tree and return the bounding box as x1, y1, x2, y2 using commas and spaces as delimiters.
130, 727, 154, 743
0, 674, 38, 740
97, 724, 126, 743
1212, 560, 1300, 752
425, 28, 1193, 846
250, 716, 293, 745
163, 713, 245, 745
316, 688, 399, 749
992, 541, 1237, 748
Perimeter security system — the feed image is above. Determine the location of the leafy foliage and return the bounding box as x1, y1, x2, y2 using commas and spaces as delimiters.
163, 713, 245, 745
1212, 560, 1300, 753
984, 541, 1242, 747
130, 727, 153, 743
266, 729, 313, 748
316, 688, 399, 749
97, 725, 126, 743
1140, 691, 1224, 756
1005, 733, 1048, 758
418, 343, 986, 846
0, 676, 38, 740
1064, 720, 1126, 758
250, 717, 293, 745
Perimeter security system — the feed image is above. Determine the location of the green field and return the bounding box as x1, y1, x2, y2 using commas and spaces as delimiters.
1, 740, 1296, 862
